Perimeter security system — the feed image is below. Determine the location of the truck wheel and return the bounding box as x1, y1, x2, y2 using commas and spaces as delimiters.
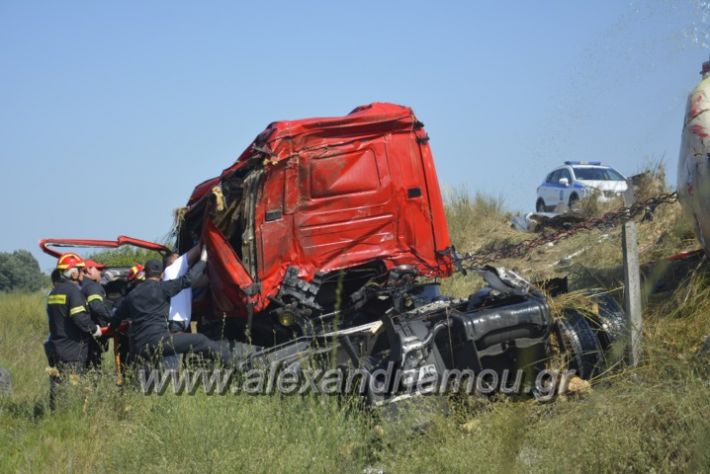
590, 293, 626, 350
536, 199, 546, 212
587, 292, 627, 370
558, 311, 603, 379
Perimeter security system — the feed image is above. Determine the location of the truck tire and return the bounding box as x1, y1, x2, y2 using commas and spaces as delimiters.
587, 292, 627, 371
558, 311, 603, 379
590, 293, 626, 350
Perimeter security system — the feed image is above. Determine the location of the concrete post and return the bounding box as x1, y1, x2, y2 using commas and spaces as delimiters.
622, 221, 643, 367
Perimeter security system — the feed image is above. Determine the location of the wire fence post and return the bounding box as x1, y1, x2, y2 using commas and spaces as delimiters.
622, 188, 643, 367
622, 222, 643, 366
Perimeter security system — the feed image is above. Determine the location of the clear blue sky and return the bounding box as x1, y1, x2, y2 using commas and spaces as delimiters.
1, 1, 708, 269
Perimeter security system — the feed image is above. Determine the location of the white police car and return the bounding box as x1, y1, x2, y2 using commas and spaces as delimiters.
536, 161, 628, 212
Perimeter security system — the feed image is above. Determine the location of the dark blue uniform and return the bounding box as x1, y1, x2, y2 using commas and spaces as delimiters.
46, 280, 98, 364
81, 279, 112, 368
81, 279, 112, 326
112, 274, 193, 356
111, 261, 233, 366
45, 279, 99, 410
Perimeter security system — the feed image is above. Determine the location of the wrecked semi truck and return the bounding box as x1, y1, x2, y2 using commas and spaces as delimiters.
175, 103, 625, 392
41, 103, 625, 401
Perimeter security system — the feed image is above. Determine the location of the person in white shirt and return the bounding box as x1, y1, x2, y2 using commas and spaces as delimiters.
162, 245, 204, 333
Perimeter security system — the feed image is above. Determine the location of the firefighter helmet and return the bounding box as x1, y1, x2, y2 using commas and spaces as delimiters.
56, 253, 85, 270
127, 264, 145, 281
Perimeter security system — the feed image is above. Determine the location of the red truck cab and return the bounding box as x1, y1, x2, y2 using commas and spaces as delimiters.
177, 103, 454, 328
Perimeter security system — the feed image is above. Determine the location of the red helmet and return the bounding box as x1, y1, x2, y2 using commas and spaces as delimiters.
127, 264, 145, 281
56, 253, 85, 271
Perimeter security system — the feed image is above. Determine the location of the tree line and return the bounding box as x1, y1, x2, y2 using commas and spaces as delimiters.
0, 244, 172, 292
0, 250, 49, 292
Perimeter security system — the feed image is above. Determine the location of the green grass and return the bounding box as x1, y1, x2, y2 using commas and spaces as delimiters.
3, 176, 710, 472
6, 303, 708, 474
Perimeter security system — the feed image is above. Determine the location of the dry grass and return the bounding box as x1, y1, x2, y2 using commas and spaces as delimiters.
443, 187, 520, 253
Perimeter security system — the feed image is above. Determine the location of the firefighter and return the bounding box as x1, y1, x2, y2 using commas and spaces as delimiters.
44, 253, 102, 410
81, 259, 111, 369
110, 263, 146, 376
110, 249, 235, 367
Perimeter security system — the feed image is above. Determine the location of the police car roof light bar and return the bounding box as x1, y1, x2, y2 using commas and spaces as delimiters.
564, 161, 602, 166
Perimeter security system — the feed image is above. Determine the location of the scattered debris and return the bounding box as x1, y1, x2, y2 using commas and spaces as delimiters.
512, 212, 542, 232
547, 234, 612, 269
511, 212, 587, 232
461, 418, 481, 433
566, 376, 592, 396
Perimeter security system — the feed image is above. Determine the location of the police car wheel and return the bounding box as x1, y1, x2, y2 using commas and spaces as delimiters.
568, 194, 580, 212
536, 199, 546, 213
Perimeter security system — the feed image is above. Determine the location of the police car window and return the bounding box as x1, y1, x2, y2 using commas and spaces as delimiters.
546, 172, 556, 184
573, 167, 619, 181
548, 170, 560, 183
560, 169, 572, 181
605, 169, 625, 181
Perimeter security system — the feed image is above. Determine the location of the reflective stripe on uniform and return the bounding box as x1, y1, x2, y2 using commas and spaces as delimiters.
48, 295, 67, 305
69, 306, 86, 316
86, 294, 103, 303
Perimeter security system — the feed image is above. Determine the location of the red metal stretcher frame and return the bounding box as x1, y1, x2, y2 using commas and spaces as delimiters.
39, 236, 171, 259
